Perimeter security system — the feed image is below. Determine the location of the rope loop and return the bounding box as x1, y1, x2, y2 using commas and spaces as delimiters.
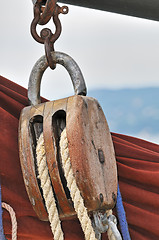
2, 202, 17, 240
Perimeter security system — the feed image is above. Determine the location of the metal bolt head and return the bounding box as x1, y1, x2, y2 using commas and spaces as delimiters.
99, 193, 104, 203
98, 149, 105, 164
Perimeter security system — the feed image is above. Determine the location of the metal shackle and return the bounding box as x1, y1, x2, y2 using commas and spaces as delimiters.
28, 52, 87, 105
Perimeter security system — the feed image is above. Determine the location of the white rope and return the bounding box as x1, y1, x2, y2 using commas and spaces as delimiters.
36, 129, 119, 240
60, 128, 97, 240
60, 128, 121, 240
36, 134, 64, 240
2, 202, 17, 240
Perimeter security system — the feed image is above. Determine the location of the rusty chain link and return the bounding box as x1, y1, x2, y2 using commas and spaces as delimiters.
31, 0, 68, 69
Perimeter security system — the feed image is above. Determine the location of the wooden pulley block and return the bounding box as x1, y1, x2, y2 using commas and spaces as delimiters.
19, 52, 117, 222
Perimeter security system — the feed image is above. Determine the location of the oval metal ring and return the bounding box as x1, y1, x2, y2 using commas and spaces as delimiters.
28, 52, 87, 105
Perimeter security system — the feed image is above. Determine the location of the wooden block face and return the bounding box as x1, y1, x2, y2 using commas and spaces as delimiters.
19, 99, 76, 221
19, 95, 117, 221
19, 103, 48, 221
43, 98, 75, 219
66, 95, 117, 211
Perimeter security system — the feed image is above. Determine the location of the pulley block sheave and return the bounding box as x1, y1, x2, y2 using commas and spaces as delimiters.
19, 52, 117, 221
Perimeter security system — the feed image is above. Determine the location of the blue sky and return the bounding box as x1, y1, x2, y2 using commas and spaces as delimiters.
1, 1, 159, 100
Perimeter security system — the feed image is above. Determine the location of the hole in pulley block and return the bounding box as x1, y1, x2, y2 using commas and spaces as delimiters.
29, 115, 43, 163
29, 115, 59, 210
29, 115, 45, 198
52, 110, 72, 202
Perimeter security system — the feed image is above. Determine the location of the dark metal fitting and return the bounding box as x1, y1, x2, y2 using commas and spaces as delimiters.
31, 2, 68, 43
38, 0, 57, 25
60, 6, 69, 15
40, 28, 52, 39
35, 0, 69, 25
31, 4, 62, 44
40, 28, 56, 69
31, 2, 68, 69
98, 149, 105, 164
44, 38, 56, 69
40, 26, 57, 69
99, 193, 104, 203
31, 3, 44, 44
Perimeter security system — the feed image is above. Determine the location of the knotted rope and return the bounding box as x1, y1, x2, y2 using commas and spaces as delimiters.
2, 202, 17, 240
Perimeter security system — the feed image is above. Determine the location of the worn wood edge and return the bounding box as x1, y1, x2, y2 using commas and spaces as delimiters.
66, 95, 118, 212
43, 99, 76, 219
18, 106, 48, 221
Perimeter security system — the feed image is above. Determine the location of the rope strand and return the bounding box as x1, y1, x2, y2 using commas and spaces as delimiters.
60, 128, 97, 240
36, 134, 64, 240
36, 129, 121, 240
2, 202, 17, 240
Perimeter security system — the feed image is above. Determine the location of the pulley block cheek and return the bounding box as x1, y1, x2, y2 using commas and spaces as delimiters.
66, 96, 117, 211
19, 52, 117, 222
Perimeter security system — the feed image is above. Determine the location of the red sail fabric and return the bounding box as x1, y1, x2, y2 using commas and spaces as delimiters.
0, 75, 159, 240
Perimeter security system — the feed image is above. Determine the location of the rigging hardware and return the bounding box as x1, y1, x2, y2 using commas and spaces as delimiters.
31, 0, 68, 69
19, 52, 117, 222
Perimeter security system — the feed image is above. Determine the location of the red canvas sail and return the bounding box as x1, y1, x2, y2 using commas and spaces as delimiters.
0, 75, 159, 239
